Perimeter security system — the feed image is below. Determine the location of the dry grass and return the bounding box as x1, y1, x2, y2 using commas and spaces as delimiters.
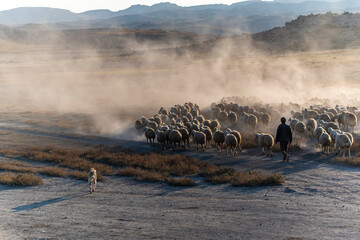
332, 157, 360, 166
0, 161, 36, 173
118, 167, 167, 182
68, 170, 88, 181
231, 171, 284, 187
39, 167, 67, 177
22, 147, 115, 175
5, 146, 284, 187
201, 164, 284, 186
67, 170, 103, 181
167, 177, 195, 186
0, 172, 43, 186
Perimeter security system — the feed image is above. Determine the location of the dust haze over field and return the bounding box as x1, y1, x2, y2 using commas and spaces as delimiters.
1, 28, 360, 138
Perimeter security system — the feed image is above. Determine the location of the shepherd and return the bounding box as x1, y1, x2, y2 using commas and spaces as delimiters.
275, 117, 293, 162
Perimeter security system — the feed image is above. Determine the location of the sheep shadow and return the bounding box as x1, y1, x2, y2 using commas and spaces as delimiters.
12, 193, 86, 213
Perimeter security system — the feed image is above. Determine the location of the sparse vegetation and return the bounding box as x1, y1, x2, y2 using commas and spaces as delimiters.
167, 177, 196, 186
332, 157, 360, 167
68, 170, 88, 181
0, 172, 43, 186
201, 164, 284, 186
39, 167, 67, 177
0, 161, 36, 173
1, 147, 284, 187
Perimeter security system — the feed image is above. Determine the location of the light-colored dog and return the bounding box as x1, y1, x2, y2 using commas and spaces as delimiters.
88, 168, 97, 194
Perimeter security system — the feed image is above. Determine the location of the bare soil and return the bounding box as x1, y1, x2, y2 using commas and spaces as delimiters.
0, 122, 359, 239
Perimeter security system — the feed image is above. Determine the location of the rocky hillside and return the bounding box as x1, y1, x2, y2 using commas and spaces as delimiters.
252, 12, 360, 52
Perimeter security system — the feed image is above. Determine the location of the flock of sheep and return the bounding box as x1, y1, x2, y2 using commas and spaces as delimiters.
135, 98, 358, 159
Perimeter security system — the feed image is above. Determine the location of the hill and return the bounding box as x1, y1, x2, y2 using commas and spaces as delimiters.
1, 1, 360, 35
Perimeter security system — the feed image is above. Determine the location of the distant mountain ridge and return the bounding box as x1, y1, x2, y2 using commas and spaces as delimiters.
1, 1, 360, 34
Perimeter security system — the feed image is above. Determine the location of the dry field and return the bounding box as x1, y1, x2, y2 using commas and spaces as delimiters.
0, 43, 360, 239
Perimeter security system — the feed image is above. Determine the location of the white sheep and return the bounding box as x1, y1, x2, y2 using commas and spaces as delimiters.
88, 168, 97, 194
342, 112, 357, 133
226, 128, 242, 152
213, 129, 225, 152
144, 127, 156, 144
335, 133, 353, 159
294, 121, 306, 139
254, 133, 274, 157
314, 127, 325, 141
288, 118, 299, 131
225, 133, 238, 156
192, 130, 206, 151
306, 118, 317, 138
319, 132, 331, 155
169, 130, 182, 149
156, 130, 167, 150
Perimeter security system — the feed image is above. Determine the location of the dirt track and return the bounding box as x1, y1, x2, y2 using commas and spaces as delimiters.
0, 123, 360, 239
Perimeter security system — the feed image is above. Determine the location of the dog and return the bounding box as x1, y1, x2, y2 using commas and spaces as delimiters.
88, 168, 97, 194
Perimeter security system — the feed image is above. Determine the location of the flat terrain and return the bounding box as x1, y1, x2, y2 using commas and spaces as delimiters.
0, 45, 360, 239
0, 121, 359, 239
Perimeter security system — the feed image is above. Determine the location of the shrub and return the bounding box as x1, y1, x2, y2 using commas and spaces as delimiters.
0, 162, 36, 173
0, 172, 43, 186
167, 177, 195, 186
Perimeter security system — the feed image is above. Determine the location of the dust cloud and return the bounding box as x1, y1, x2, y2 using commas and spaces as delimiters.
0, 29, 359, 139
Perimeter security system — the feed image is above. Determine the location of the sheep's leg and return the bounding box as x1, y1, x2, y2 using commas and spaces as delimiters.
342, 148, 346, 159
238, 145, 242, 152
202, 144, 205, 152
187, 139, 190, 148
348, 148, 351, 159
269, 148, 273, 157
261, 147, 265, 155
196, 143, 199, 150
226, 147, 229, 155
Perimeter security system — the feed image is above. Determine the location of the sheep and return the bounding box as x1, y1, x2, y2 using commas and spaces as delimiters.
227, 111, 238, 124
218, 111, 228, 122
288, 118, 299, 131
254, 133, 274, 157
210, 119, 221, 131
319, 132, 331, 155
314, 127, 325, 141
147, 120, 158, 131
153, 116, 162, 125
303, 108, 318, 119
203, 120, 211, 128
185, 112, 193, 122
179, 127, 190, 148
169, 130, 182, 149
225, 133, 238, 156
260, 113, 271, 126
201, 127, 213, 147
335, 133, 353, 159
211, 107, 221, 119
323, 122, 339, 134
246, 114, 258, 131
316, 113, 331, 122
294, 121, 306, 139
158, 107, 168, 116
306, 118, 317, 137
291, 111, 304, 121
192, 130, 206, 151
213, 129, 225, 152
88, 168, 97, 194
342, 112, 357, 133
156, 130, 167, 150
191, 108, 199, 118
135, 117, 147, 131
226, 128, 242, 152
144, 127, 156, 144
196, 115, 205, 124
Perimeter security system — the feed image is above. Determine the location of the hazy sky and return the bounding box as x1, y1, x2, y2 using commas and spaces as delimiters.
0, 1, 273, 13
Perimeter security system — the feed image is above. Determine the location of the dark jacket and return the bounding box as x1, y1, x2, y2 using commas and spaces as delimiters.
275, 123, 292, 143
